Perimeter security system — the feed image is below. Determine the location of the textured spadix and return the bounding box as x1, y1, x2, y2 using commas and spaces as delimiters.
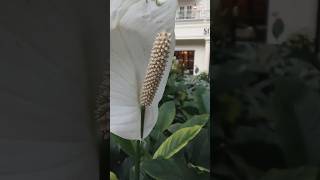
110, 0, 177, 140
140, 32, 172, 107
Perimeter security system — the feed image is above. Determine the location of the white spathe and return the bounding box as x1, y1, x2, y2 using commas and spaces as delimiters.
110, 0, 178, 140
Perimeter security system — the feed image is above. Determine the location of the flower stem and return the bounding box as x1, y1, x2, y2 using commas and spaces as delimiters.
135, 106, 145, 180
135, 140, 141, 180
140, 106, 145, 139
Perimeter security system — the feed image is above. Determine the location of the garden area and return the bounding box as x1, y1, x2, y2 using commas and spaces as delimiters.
110, 59, 210, 180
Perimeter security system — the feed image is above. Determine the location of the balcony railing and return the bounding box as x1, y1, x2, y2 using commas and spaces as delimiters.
176, 9, 210, 21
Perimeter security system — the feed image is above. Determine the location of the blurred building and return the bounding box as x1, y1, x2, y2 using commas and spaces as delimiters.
214, 0, 319, 47
174, 0, 210, 75
266, 0, 318, 44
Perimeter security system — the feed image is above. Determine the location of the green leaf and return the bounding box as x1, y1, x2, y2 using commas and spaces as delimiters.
180, 109, 192, 119
110, 133, 136, 157
148, 129, 167, 153
187, 129, 210, 169
110, 171, 119, 180
155, 101, 176, 132
168, 123, 182, 133
142, 158, 209, 180
193, 87, 210, 114
201, 90, 210, 113
142, 159, 183, 180
110, 135, 122, 163
153, 125, 202, 159
174, 157, 210, 180
177, 114, 209, 131
188, 163, 210, 173
118, 157, 134, 180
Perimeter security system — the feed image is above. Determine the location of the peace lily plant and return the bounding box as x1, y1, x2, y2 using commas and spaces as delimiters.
110, 0, 177, 179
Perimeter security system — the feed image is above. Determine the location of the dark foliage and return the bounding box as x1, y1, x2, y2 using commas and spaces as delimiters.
211, 39, 320, 180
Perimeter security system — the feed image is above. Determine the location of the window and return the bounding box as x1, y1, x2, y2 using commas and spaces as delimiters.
174, 51, 195, 75
179, 6, 185, 19
186, 6, 192, 19
178, 5, 196, 20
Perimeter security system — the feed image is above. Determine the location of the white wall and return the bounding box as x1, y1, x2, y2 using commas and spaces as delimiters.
175, 40, 208, 74
198, 0, 210, 11
267, 0, 318, 43
175, 21, 210, 40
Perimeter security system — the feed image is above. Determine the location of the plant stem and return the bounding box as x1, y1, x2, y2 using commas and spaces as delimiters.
140, 106, 145, 139
135, 106, 145, 180
135, 140, 140, 180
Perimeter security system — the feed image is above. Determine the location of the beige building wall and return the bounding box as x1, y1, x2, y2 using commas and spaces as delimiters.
175, 0, 210, 75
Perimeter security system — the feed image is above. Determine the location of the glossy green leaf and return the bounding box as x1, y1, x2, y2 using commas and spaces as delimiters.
153, 125, 202, 159
201, 90, 210, 113
110, 171, 119, 180
148, 129, 167, 153
142, 158, 210, 180
177, 114, 209, 131
155, 101, 176, 132
118, 158, 134, 180
187, 129, 210, 169
188, 163, 210, 173
142, 159, 183, 180
168, 123, 182, 133
111, 133, 136, 157
193, 87, 210, 114
180, 109, 192, 119
173, 157, 210, 180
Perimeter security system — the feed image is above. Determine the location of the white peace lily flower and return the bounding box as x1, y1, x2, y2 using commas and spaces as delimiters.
110, 0, 178, 140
